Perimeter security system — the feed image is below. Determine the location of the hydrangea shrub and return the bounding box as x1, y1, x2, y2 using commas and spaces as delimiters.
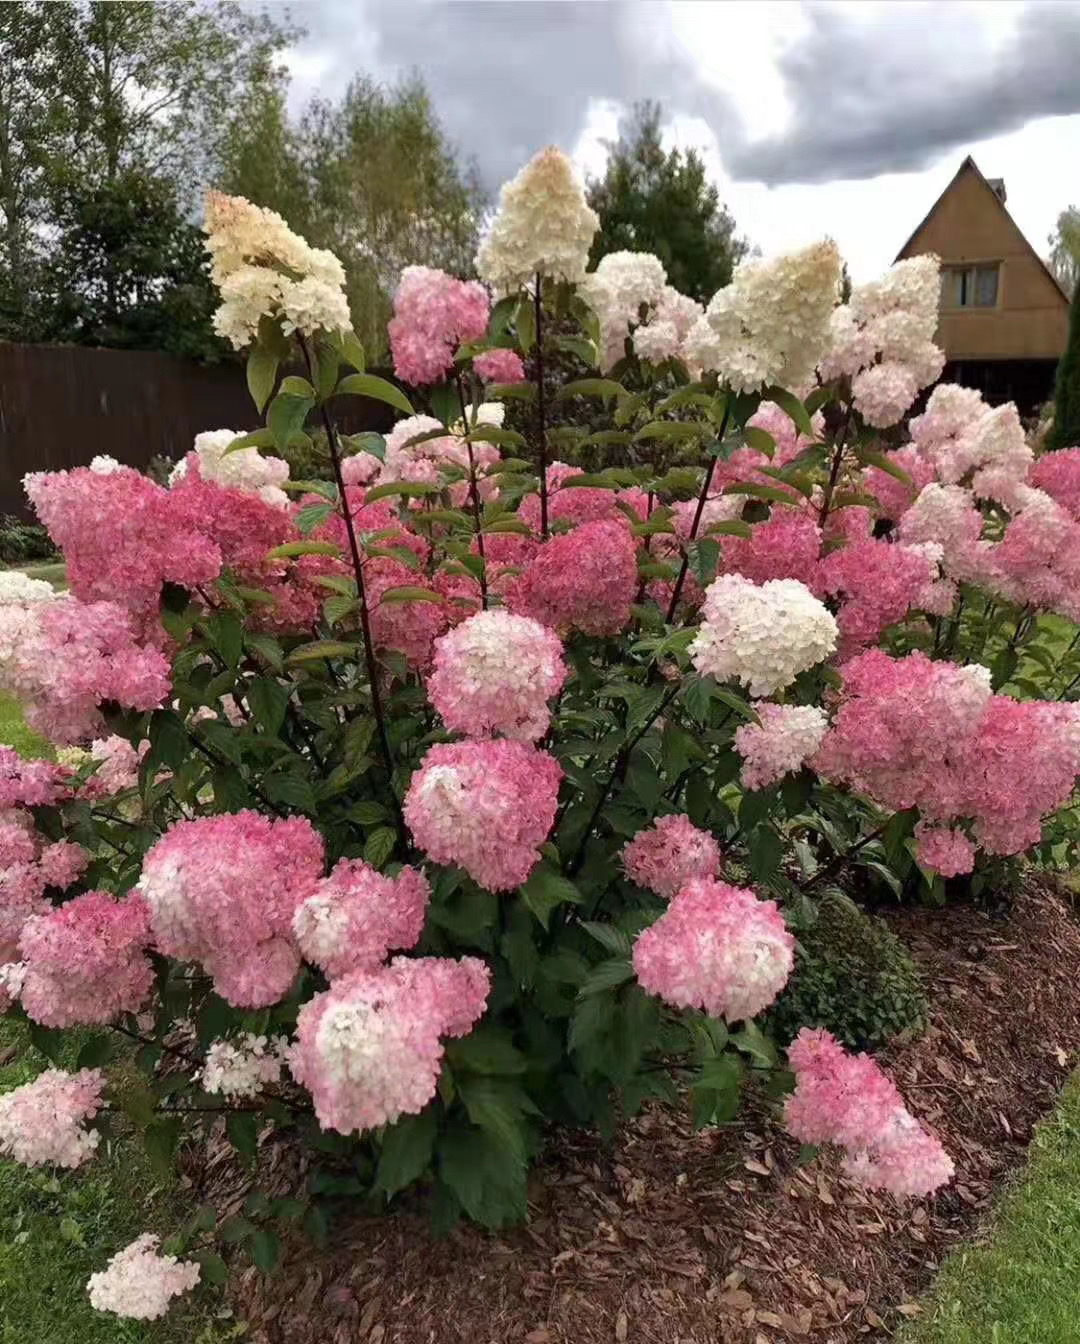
0, 148, 1078, 1316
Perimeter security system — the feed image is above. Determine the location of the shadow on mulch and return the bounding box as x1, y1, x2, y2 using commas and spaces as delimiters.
213, 877, 1080, 1344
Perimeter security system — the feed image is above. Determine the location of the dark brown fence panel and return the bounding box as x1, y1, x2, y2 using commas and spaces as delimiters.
0, 342, 398, 518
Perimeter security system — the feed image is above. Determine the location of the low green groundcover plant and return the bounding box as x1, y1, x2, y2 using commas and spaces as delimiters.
1, 147, 1079, 1321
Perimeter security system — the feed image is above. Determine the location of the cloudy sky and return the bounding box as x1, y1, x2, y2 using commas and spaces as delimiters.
271, 0, 1080, 281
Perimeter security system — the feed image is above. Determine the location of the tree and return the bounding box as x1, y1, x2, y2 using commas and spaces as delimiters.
218, 74, 486, 359
1046, 283, 1080, 450
44, 169, 220, 358
0, 1, 295, 351
1048, 206, 1080, 299
586, 101, 747, 305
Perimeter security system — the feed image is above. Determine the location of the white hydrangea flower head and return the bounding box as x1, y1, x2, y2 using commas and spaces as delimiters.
0, 570, 55, 605
634, 286, 703, 365
201, 1032, 287, 1099
172, 428, 290, 507
87, 1234, 201, 1320
88, 455, 123, 475
701, 240, 841, 393
475, 146, 599, 292
579, 250, 669, 368
690, 574, 838, 697
204, 190, 349, 349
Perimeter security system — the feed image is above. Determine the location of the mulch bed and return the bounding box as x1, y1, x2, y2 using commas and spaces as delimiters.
211, 877, 1080, 1344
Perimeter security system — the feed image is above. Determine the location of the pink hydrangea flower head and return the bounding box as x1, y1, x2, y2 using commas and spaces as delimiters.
293, 859, 431, 980
633, 877, 794, 1021
851, 360, 920, 428
818, 536, 953, 651
19, 891, 153, 1028
690, 574, 838, 698
340, 451, 383, 486
517, 464, 644, 534
35, 840, 89, 890
367, 555, 449, 670
0, 1067, 104, 1168
506, 518, 638, 637
0, 960, 25, 1012
0, 749, 73, 808
388, 265, 490, 386
81, 736, 144, 799
1031, 447, 1080, 520
914, 822, 976, 877
427, 609, 567, 742
87, 1233, 201, 1320
24, 465, 222, 639
784, 1028, 953, 1198
735, 703, 829, 791
138, 811, 325, 1007
722, 512, 824, 591
474, 348, 525, 383
620, 814, 721, 899
0, 595, 171, 743
404, 739, 562, 891
289, 955, 490, 1133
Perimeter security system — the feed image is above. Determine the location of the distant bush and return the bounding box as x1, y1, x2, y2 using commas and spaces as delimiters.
768, 896, 928, 1050
0, 515, 59, 565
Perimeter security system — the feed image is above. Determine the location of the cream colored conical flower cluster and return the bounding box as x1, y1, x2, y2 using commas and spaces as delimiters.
203, 190, 350, 349
475, 146, 599, 292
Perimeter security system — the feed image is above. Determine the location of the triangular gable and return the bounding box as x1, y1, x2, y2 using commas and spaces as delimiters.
895, 155, 1069, 306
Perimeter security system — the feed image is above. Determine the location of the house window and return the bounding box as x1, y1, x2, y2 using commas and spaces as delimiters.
941, 263, 1000, 308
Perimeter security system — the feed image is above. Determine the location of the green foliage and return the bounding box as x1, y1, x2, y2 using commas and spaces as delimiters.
1046, 282, 1080, 450
905, 1070, 1080, 1344
767, 897, 928, 1051
0, 516, 58, 566
586, 101, 748, 304
1048, 205, 1080, 300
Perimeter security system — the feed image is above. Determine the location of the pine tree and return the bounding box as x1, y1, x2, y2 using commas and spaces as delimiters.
1047, 284, 1080, 450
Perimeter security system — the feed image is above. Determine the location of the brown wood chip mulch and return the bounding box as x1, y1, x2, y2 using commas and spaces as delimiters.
209, 877, 1080, 1344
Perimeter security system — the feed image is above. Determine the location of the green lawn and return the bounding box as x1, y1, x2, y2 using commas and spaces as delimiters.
0, 693, 236, 1342
907, 1071, 1080, 1344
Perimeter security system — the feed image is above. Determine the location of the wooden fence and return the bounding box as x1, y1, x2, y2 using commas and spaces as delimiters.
0, 341, 396, 518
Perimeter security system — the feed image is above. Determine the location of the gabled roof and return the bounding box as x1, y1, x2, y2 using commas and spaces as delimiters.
895, 154, 1069, 304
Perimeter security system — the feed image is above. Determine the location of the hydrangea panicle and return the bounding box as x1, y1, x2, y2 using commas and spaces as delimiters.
621, 815, 722, 899
0, 1067, 104, 1169
87, 1234, 201, 1320
735, 703, 829, 791
293, 859, 431, 979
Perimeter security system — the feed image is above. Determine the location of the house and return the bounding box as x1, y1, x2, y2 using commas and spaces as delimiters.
895, 155, 1069, 416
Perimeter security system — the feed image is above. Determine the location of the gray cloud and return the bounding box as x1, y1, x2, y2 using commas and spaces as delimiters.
276, 0, 1080, 191
729, 3, 1080, 185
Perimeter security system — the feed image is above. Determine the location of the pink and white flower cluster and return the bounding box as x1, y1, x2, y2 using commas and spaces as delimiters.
88, 1233, 201, 1320
0, 1067, 103, 1169
785, 1028, 954, 1197
735, 703, 829, 791
621, 814, 721, 900
388, 265, 490, 385
633, 877, 794, 1022
201, 1033, 287, 1099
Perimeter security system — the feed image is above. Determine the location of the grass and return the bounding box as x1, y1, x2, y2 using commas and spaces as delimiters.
907, 1071, 1080, 1344
0, 693, 238, 1343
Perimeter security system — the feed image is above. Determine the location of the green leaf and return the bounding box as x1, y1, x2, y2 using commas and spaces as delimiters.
762, 386, 814, 438
246, 348, 279, 412
267, 389, 313, 450
520, 865, 583, 929
691, 1053, 742, 1128
323, 593, 356, 625
363, 826, 396, 868
339, 330, 366, 374
76, 1035, 115, 1069
286, 639, 358, 664
721, 481, 797, 504
514, 294, 536, 353
577, 958, 634, 997
375, 585, 444, 605
247, 676, 290, 735
218, 1214, 257, 1244
146, 708, 189, 775
730, 1021, 778, 1068
143, 1118, 182, 1175
223, 427, 275, 454
438, 1125, 527, 1228
251, 1227, 281, 1274
294, 500, 335, 535
263, 771, 317, 813
579, 921, 632, 957
280, 374, 316, 399
375, 1107, 438, 1197
447, 1025, 528, 1076
858, 447, 913, 485
266, 539, 342, 560
193, 1250, 228, 1285
361, 480, 441, 504
634, 420, 704, 443
457, 1076, 534, 1160
207, 610, 243, 668
28, 1022, 65, 1063
335, 372, 414, 415
227, 1112, 258, 1161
